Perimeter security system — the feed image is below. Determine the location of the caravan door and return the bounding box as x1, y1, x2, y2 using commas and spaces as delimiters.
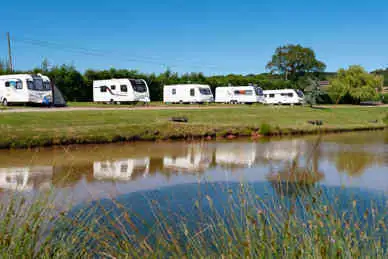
4, 79, 28, 104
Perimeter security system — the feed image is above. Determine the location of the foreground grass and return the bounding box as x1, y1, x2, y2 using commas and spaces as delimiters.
1, 181, 387, 258
0, 106, 387, 148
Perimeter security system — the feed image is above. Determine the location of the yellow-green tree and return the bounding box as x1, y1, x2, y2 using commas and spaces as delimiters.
329, 65, 383, 104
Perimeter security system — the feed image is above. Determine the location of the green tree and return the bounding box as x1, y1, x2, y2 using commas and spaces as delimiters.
329, 65, 383, 104
47, 65, 87, 101
41, 58, 50, 73
266, 44, 326, 81
0, 58, 10, 74
304, 77, 326, 107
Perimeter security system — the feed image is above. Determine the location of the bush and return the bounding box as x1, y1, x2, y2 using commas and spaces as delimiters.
381, 93, 388, 104
259, 123, 272, 135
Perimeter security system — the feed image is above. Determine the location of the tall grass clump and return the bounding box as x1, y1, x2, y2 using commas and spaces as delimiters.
259, 122, 272, 135
0, 192, 94, 258
52, 177, 387, 258
0, 181, 386, 258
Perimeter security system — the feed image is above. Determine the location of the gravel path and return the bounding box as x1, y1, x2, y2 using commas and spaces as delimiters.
1, 104, 386, 113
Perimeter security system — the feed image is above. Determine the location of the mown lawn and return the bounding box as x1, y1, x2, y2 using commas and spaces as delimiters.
0, 105, 387, 148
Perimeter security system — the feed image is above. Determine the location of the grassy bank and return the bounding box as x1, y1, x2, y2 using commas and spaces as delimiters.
0, 106, 387, 149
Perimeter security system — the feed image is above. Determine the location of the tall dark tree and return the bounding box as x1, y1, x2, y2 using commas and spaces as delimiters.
47, 65, 87, 101
0, 58, 10, 74
304, 77, 326, 107
266, 44, 326, 80
41, 58, 50, 73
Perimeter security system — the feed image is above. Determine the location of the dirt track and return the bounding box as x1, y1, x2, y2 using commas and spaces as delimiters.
1, 104, 386, 113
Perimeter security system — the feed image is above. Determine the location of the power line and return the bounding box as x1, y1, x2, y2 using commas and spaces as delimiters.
11, 35, 223, 71
14, 38, 169, 67
14, 36, 186, 64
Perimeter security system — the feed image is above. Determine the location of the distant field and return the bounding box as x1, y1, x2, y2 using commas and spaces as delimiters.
0, 105, 387, 148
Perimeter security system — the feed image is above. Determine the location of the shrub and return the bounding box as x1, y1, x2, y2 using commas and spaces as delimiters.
259, 123, 272, 135
381, 93, 388, 104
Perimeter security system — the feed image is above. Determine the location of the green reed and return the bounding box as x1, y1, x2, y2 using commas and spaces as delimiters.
0, 179, 386, 258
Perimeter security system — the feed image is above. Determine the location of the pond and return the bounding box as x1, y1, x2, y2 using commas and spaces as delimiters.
0, 130, 387, 256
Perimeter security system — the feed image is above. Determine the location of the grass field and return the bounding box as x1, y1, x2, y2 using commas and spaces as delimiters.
67, 101, 225, 108
0, 105, 387, 148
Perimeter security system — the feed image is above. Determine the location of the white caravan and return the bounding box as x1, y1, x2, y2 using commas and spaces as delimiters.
0, 74, 53, 106
215, 143, 257, 168
93, 158, 150, 181
163, 145, 212, 173
215, 86, 264, 104
163, 84, 214, 104
93, 79, 150, 104
0, 166, 53, 191
263, 89, 304, 105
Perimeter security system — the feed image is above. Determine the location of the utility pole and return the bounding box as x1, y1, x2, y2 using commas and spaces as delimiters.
7, 32, 13, 72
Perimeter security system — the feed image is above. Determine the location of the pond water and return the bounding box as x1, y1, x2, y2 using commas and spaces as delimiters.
0, 130, 387, 254
0, 131, 386, 204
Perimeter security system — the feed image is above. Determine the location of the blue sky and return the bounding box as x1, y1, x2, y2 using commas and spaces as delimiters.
1, 0, 388, 75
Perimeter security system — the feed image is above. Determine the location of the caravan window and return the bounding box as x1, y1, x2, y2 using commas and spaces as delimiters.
234, 90, 253, 95
120, 85, 128, 92
120, 163, 128, 173
5, 80, 22, 89
172, 89, 176, 95
33, 77, 44, 91
199, 88, 212, 95
43, 82, 51, 91
287, 93, 293, 97
269, 94, 275, 98
130, 79, 147, 93
15, 81, 23, 89
27, 80, 34, 90
190, 88, 195, 96
100, 86, 107, 92
111, 85, 116, 90
100, 163, 108, 171
255, 87, 263, 96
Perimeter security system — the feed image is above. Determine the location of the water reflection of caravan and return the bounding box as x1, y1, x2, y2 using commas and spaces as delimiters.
215, 143, 257, 168
260, 140, 307, 162
0, 166, 53, 191
163, 145, 212, 173
93, 158, 150, 181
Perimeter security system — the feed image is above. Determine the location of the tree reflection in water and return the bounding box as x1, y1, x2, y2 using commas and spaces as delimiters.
266, 137, 324, 200
334, 151, 382, 177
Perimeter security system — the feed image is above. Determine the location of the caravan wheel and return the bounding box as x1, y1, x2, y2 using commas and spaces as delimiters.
2, 98, 8, 106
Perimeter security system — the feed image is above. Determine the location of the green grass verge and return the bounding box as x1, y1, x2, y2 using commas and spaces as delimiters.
0, 106, 387, 149
67, 101, 227, 108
